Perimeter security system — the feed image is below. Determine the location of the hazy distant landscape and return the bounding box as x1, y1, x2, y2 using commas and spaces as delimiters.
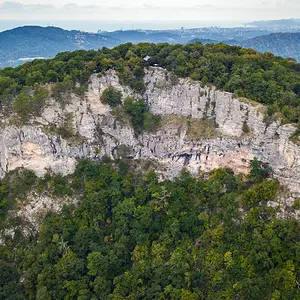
1, 19, 300, 68
0, 20, 247, 33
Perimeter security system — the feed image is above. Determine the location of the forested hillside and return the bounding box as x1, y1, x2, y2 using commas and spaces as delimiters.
239, 33, 300, 62
0, 26, 120, 68
1, 159, 300, 299
0, 25, 291, 68
1, 42, 300, 299
1, 42, 300, 124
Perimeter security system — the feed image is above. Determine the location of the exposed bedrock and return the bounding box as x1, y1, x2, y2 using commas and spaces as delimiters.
0, 67, 299, 194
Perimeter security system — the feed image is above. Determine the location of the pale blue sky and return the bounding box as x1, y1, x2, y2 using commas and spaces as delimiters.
0, 0, 299, 22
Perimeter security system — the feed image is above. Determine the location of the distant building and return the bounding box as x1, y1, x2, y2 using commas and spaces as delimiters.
143, 55, 151, 62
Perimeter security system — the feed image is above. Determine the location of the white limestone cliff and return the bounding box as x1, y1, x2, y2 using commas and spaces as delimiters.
0, 67, 299, 197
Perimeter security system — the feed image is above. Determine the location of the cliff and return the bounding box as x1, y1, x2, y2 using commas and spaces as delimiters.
0, 67, 299, 196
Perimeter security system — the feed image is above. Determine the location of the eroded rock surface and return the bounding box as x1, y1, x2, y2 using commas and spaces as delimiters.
0, 67, 299, 195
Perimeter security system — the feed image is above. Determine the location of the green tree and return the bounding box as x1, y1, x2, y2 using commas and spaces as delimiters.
100, 86, 122, 107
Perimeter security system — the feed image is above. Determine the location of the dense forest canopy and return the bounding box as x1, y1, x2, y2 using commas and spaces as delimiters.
1, 42, 300, 299
1, 159, 300, 299
1, 42, 300, 124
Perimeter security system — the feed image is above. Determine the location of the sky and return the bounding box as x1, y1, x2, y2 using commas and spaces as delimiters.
0, 0, 299, 31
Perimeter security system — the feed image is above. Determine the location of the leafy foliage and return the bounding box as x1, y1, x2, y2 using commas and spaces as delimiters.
248, 157, 272, 182
1, 42, 300, 124
0, 26, 119, 68
0, 160, 300, 299
124, 97, 160, 133
100, 86, 122, 107
12, 86, 48, 120
239, 32, 300, 62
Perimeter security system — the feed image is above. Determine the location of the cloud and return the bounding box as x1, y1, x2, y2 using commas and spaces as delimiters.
0, 0, 299, 22
0, 1, 56, 14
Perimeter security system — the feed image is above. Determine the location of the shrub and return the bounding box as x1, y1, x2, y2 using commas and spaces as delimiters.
242, 122, 250, 133
5, 169, 37, 200
124, 97, 160, 133
124, 97, 146, 133
242, 179, 277, 207
101, 86, 122, 107
13, 87, 48, 120
248, 157, 272, 183
0, 181, 8, 224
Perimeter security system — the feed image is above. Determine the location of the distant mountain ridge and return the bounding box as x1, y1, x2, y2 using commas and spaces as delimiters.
238, 32, 300, 61
1, 25, 300, 68
246, 18, 300, 28
188, 32, 300, 62
0, 26, 121, 68
0, 25, 275, 68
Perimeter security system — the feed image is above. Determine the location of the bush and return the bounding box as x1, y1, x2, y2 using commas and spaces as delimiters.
101, 86, 122, 107
0, 181, 8, 224
51, 76, 73, 104
143, 111, 161, 132
242, 179, 277, 207
124, 97, 146, 133
13, 87, 48, 120
5, 169, 37, 200
248, 157, 272, 183
53, 113, 75, 139
52, 175, 72, 197
124, 97, 160, 133
242, 122, 250, 133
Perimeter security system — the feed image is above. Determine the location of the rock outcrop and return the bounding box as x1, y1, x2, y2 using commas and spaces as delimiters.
0, 67, 300, 195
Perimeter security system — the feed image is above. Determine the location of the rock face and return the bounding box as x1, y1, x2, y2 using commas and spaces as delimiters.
0, 67, 300, 194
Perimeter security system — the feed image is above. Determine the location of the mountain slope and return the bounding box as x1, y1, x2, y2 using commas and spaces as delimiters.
1, 43, 300, 299
0, 25, 277, 68
239, 32, 300, 61
3, 25, 298, 68
246, 18, 300, 28
0, 26, 120, 67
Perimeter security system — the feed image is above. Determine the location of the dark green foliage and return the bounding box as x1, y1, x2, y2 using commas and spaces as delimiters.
4, 168, 38, 200
242, 122, 250, 133
52, 175, 73, 197
0, 26, 119, 68
51, 76, 72, 102
0, 181, 8, 224
124, 97, 146, 133
100, 86, 122, 107
242, 179, 277, 207
1, 161, 300, 299
248, 157, 272, 182
124, 97, 161, 133
118, 65, 146, 93
12, 86, 48, 120
1, 41, 300, 125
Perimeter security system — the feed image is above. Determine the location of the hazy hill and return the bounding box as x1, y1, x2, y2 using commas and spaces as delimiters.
100, 30, 182, 44
246, 18, 300, 28
239, 32, 300, 61
1, 25, 299, 68
0, 26, 120, 68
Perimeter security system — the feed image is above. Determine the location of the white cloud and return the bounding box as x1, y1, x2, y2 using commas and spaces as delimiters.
0, 0, 299, 21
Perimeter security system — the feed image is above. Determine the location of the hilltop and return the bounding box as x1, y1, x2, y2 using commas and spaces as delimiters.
0, 25, 275, 68
0, 26, 120, 67
1, 42, 300, 299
